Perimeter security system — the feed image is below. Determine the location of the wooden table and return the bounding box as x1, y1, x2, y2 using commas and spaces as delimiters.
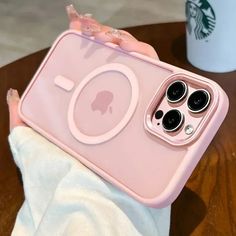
0, 22, 236, 235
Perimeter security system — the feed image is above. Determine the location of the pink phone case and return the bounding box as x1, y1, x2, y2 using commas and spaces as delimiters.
19, 30, 229, 208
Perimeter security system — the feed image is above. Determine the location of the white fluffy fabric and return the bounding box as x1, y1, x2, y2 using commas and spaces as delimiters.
9, 127, 170, 236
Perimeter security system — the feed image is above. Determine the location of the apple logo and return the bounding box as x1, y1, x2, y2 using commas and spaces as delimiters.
91, 90, 114, 115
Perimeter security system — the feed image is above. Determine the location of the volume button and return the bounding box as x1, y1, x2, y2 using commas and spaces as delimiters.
105, 42, 119, 48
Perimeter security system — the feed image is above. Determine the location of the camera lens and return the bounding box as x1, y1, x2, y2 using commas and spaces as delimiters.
187, 90, 210, 113
166, 80, 187, 103
162, 109, 184, 132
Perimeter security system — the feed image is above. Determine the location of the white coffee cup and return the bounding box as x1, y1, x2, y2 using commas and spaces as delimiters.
185, 0, 236, 72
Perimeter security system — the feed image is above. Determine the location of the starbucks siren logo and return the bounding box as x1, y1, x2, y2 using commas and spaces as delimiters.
186, 0, 216, 40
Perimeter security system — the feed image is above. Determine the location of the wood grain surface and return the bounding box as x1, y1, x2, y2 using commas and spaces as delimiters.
0, 22, 235, 235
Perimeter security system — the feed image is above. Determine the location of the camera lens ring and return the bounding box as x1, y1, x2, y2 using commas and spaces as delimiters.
187, 89, 211, 113
162, 109, 184, 132
166, 80, 188, 103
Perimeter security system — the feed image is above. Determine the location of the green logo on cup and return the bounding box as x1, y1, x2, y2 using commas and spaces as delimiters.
186, 0, 216, 40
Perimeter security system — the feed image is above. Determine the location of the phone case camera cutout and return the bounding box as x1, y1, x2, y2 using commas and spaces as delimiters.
145, 74, 215, 146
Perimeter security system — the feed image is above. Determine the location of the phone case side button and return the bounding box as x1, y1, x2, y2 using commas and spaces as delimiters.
54, 75, 75, 91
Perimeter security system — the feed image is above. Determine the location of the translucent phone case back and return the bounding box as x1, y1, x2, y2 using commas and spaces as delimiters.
19, 31, 229, 207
